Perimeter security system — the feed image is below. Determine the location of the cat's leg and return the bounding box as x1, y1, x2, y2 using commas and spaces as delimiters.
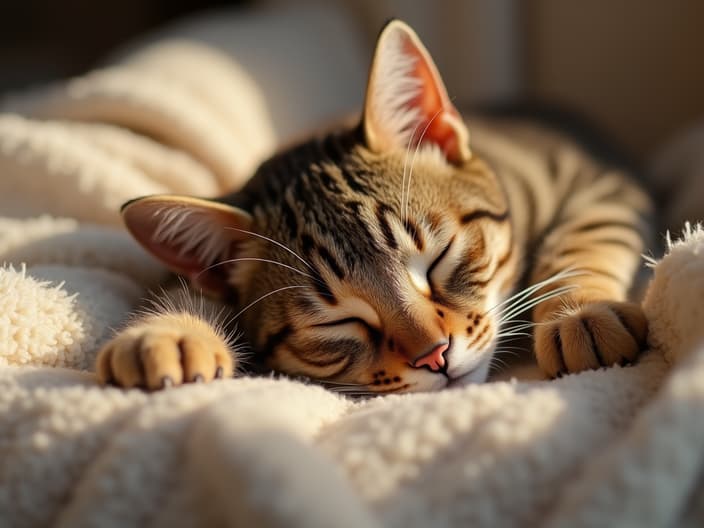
526, 175, 653, 378
532, 280, 648, 378
96, 312, 235, 390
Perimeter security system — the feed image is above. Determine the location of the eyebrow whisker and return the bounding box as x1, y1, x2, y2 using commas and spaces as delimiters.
225, 227, 319, 276
402, 119, 424, 220
232, 285, 311, 321
405, 107, 443, 221
197, 257, 325, 287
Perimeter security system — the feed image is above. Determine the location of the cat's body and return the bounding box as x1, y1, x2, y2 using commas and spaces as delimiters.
97, 21, 652, 393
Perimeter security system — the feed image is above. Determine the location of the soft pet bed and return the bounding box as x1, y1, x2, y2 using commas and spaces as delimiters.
2, 7, 704, 528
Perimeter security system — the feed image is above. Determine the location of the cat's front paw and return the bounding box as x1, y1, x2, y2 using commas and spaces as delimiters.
534, 301, 647, 378
96, 315, 234, 390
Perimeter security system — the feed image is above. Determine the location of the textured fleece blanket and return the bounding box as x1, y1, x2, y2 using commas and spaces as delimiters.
2, 33, 704, 528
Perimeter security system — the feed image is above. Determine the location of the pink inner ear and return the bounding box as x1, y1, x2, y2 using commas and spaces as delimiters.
123, 201, 202, 276
121, 197, 243, 296
401, 37, 465, 164
364, 21, 470, 164
143, 233, 235, 294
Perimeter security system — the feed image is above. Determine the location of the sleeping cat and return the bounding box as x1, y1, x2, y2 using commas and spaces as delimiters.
96, 20, 653, 394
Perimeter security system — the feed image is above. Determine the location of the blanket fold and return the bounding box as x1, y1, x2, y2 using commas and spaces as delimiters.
1, 27, 704, 528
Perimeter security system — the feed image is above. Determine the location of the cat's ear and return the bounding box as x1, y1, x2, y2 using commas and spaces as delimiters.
121, 195, 252, 296
362, 19, 471, 164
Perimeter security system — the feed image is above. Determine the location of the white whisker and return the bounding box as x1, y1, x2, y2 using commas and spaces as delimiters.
404, 108, 443, 221
642, 251, 658, 269
225, 227, 318, 275
498, 322, 536, 332
232, 285, 310, 321
401, 119, 424, 218
498, 284, 577, 323
489, 356, 510, 371
495, 332, 528, 340
318, 381, 368, 388
494, 331, 533, 339
327, 387, 378, 398
197, 257, 323, 285
499, 318, 534, 326
495, 349, 521, 356
485, 268, 582, 316
494, 346, 528, 354
327, 385, 372, 392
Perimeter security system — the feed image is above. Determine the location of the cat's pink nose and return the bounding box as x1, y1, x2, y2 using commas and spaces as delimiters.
413, 341, 449, 372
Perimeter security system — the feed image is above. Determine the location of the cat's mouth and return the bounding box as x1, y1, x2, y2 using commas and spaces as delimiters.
442, 335, 493, 386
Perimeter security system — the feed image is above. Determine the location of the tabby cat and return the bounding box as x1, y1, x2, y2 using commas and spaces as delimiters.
97, 20, 652, 394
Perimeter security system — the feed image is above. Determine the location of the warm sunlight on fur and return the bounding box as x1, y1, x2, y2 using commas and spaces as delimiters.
104, 20, 653, 393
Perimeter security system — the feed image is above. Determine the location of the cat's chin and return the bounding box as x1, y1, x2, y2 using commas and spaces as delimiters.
445, 358, 492, 388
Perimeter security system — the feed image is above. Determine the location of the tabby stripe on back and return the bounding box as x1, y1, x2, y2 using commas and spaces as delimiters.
558, 237, 641, 257
577, 266, 629, 286
460, 209, 509, 225
573, 219, 643, 235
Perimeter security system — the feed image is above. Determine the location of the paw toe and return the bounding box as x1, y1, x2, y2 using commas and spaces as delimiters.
179, 335, 218, 382
96, 345, 114, 385
609, 302, 648, 346
110, 339, 147, 388
581, 306, 639, 365
534, 301, 648, 379
96, 314, 236, 390
561, 317, 602, 372
534, 324, 567, 378
140, 334, 184, 390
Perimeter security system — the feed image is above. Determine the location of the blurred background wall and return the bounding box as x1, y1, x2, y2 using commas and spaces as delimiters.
1, 0, 703, 159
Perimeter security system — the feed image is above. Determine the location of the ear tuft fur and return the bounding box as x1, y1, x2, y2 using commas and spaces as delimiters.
122, 195, 252, 295
151, 204, 231, 266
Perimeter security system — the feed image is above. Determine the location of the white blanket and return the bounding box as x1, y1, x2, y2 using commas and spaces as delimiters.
1, 28, 704, 528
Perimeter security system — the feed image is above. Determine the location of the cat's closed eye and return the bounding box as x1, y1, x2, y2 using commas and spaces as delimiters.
425, 237, 454, 291
312, 317, 374, 330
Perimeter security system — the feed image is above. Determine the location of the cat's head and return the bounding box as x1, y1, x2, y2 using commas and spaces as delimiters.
122, 21, 516, 393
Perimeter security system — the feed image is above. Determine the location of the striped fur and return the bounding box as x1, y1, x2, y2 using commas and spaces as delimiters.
100, 21, 653, 393
210, 116, 651, 391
